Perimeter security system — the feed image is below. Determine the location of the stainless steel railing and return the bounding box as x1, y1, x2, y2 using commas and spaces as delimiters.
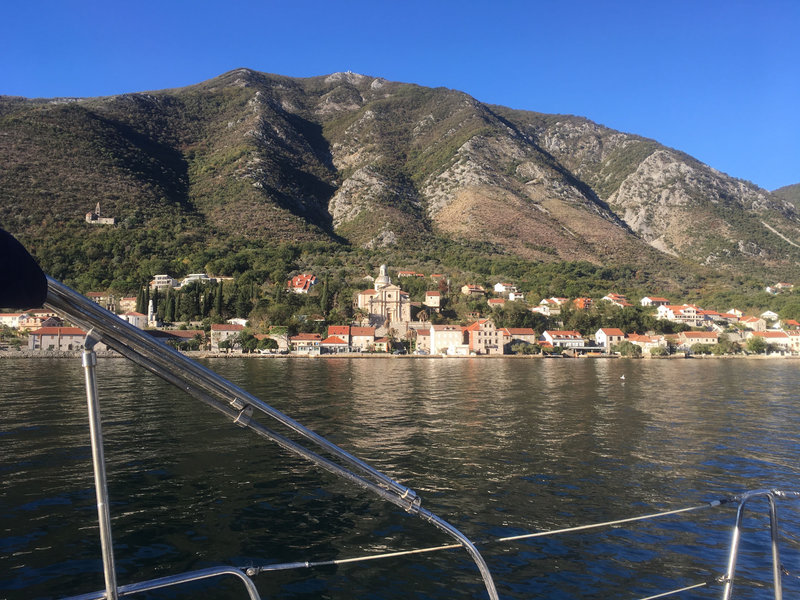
46, 276, 498, 600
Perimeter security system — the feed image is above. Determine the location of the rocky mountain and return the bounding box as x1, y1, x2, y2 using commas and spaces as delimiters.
2, 68, 798, 285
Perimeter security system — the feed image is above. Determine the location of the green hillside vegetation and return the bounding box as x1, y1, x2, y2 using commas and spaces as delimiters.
2, 69, 799, 321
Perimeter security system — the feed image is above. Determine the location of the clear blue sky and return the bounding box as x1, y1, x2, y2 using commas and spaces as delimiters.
2, 0, 798, 190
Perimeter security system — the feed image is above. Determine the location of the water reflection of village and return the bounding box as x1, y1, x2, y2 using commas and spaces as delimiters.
4, 265, 799, 358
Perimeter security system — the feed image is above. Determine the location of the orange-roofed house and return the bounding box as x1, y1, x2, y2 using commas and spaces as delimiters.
327, 325, 351, 345
320, 336, 349, 354
350, 326, 376, 351
677, 331, 719, 348
627, 333, 668, 354
424, 290, 441, 311
541, 330, 585, 349
287, 274, 317, 294
750, 330, 792, 352
464, 319, 504, 355
573, 297, 593, 310
640, 296, 669, 307
739, 316, 767, 332
595, 328, 625, 351
415, 329, 431, 354
602, 293, 632, 308
210, 323, 244, 352
28, 327, 95, 352
289, 333, 323, 354
121, 311, 148, 329
372, 337, 391, 352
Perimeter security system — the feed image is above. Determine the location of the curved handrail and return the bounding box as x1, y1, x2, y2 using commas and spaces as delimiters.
45, 277, 498, 600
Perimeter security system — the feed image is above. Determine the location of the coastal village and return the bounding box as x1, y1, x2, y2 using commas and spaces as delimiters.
2, 265, 798, 359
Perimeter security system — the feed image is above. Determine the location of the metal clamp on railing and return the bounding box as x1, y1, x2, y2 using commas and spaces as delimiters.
230, 397, 254, 427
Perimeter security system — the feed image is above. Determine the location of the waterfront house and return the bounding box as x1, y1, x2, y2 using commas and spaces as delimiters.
28, 327, 93, 352
210, 323, 244, 352
785, 330, 800, 352
372, 337, 390, 352
750, 330, 792, 352
327, 325, 351, 346
541, 330, 585, 349
595, 328, 625, 351
350, 326, 376, 351
677, 331, 719, 348
626, 333, 667, 354
415, 329, 431, 353
501, 327, 537, 352
430, 324, 467, 355
289, 333, 322, 354
320, 336, 349, 354
464, 319, 504, 355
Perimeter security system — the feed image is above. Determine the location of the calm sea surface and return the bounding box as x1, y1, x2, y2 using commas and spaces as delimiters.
2, 357, 800, 599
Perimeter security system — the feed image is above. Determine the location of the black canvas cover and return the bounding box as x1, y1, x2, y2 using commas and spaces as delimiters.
0, 228, 47, 309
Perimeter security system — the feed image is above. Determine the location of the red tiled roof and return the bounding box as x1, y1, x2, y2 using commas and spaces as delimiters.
290, 333, 322, 341
321, 336, 348, 345
599, 328, 625, 336
30, 327, 86, 335
350, 327, 375, 336
681, 331, 718, 338
328, 325, 350, 336
211, 324, 244, 331
753, 331, 789, 338
545, 330, 582, 338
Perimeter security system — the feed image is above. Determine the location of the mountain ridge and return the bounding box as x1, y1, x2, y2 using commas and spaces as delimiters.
1, 68, 799, 291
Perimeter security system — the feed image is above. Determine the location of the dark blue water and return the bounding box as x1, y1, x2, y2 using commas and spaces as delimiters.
2, 357, 799, 599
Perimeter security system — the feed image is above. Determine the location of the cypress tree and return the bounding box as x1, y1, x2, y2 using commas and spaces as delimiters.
164, 288, 174, 322
215, 281, 224, 316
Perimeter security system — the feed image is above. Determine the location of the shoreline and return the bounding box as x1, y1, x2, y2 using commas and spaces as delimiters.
1, 350, 797, 360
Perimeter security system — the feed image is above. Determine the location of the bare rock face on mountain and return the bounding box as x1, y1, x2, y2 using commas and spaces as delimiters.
2, 68, 799, 280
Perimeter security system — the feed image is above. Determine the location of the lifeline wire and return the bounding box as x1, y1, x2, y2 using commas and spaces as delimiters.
250, 499, 726, 576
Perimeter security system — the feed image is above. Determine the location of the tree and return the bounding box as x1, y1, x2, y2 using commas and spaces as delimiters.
690, 343, 712, 355
613, 340, 642, 357
164, 289, 175, 323
215, 281, 224, 317
746, 335, 767, 354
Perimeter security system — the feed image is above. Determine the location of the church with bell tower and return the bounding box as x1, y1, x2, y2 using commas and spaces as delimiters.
355, 265, 411, 325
